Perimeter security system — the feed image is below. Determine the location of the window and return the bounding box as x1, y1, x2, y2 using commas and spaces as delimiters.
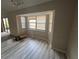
37, 16, 46, 30
28, 15, 46, 31
21, 16, 26, 28
28, 16, 36, 29
3, 18, 10, 32
29, 20, 36, 29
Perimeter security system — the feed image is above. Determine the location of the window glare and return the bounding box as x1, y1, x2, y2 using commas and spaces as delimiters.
29, 20, 36, 22
28, 15, 46, 31
37, 24, 45, 30
37, 16, 46, 30
21, 17, 26, 28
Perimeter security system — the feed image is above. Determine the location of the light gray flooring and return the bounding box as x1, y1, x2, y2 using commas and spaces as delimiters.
1, 32, 10, 38
1, 32, 10, 42
1, 38, 66, 59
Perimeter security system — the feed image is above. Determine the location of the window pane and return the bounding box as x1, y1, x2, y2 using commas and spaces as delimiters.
21, 16, 26, 28
6, 18, 9, 28
37, 24, 45, 30
37, 15, 46, 30
29, 23, 36, 26
3, 18, 7, 29
28, 15, 46, 30
29, 20, 36, 23
29, 23, 36, 29
37, 16, 46, 23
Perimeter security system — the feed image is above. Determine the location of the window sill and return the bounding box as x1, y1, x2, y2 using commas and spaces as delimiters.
27, 29, 46, 32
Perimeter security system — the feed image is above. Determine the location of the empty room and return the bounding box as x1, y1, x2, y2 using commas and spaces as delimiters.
1, 0, 78, 59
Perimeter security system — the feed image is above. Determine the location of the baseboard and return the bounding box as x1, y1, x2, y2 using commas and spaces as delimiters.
52, 48, 66, 54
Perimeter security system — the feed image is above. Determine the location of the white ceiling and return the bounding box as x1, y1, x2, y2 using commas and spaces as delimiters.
1, 0, 52, 13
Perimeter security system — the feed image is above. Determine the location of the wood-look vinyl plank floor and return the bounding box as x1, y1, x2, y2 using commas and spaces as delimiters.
1, 38, 66, 59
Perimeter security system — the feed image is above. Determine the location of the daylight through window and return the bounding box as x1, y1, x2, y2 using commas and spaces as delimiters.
28, 15, 46, 31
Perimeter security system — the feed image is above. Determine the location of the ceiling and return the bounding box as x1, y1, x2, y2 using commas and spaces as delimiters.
1, 0, 52, 16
